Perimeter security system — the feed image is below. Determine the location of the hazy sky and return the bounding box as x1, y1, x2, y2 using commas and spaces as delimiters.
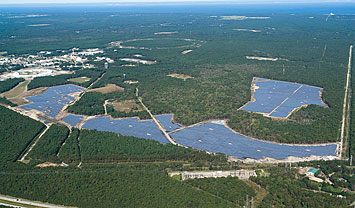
0, 0, 354, 4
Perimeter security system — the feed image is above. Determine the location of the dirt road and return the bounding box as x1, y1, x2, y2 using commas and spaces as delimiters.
339, 45, 353, 158
19, 124, 51, 162
137, 97, 178, 145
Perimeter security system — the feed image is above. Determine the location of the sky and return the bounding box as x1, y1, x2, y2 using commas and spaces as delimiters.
0, 0, 354, 4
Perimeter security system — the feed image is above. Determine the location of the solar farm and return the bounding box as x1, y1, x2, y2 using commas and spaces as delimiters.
16, 83, 337, 161
19, 84, 84, 118
62, 114, 84, 126
82, 116, 169, 144
170, 122, 337, 160
241, 77, 326, 118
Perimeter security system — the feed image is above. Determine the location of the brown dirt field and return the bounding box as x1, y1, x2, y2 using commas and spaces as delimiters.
112, 100, 143, 113
181, 49, 193, 54
167, 73, 193, 80
90, 84, 124, 94
36, 162, 60, 168
246, 56, 278, 61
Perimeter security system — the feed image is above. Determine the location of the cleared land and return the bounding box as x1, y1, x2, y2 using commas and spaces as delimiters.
68, 77, 91, 84
154, 31, 178, 35
233, 29, 261, 33
27, 24, 51, 27
167, 73, 193, 81
90, 84, 124, 94
2, 80, 29, 98
112, 100, 143, 113
181, 49, 193, 54
246, 56, 278, 61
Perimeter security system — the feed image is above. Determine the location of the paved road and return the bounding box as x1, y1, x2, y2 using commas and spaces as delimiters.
0, 195, 72, 208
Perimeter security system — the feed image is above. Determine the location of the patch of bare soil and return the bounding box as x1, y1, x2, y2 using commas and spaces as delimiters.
36, 162, 60, 168
167, 73, 193, 81
181, 49, 193, 54
154, 31, 178, 35
27, 24, 51, 27
90, 84, 124, 94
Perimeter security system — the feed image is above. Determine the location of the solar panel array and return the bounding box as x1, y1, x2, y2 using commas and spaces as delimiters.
62, 114, 84, 126
170, 122, 337, 160
20, 84, 84, 118
82, 116, 169, 144
155, 114, 181, 132
241, 78, 325, 118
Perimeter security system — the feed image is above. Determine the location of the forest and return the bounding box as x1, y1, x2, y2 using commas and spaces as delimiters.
0, 78, 24, 93
0, 106, 44, 165
186, 177, 257, 207
79, 129, 226, 163
251, 167, 352, 208
58, 128, 81, 164
28, 124, 69, 163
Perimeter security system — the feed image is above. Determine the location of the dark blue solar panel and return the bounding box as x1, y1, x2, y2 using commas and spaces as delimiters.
20, 84, 84, 118
242, 78, 325, 118
82, 116, 169, 143
170, 122, 337, 160
62, 114, 84, 126
155, 114, 181, 132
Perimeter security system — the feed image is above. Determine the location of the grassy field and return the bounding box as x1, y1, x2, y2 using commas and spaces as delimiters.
112, 100, 142, 113
2, 80, 30, 99
67, 76, 91, 84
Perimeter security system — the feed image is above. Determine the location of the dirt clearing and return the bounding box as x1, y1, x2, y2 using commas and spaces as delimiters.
233, 29, 261, 33
68, 76, 91, 84
90, 84, 124, 94
27, 24, 51, 27
2, 80, 30, 99
167, 73, 193, 80
181, 49, 193, 54
154, 31, 178, 35
36, 162, 60, 168
246, 56, 279, 61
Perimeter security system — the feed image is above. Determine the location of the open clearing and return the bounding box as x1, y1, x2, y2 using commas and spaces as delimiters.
68, 76, 91, 84
246, 56, 278, 61
27, 24, 51, 27
181, 49, 193, 54
154, 31, 178, 35
233, 29, 261, 33
112, 100, 143, 113
90, 84, 124, 94
221, 16, 270, 20
120, 58, 156, 65
167, 73, 193, 80
2, 80, 30, 99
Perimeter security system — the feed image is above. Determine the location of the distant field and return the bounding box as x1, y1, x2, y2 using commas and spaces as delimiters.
112, 100, 142, 113
90, 84, 124, 94
68, 76, 91, 84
